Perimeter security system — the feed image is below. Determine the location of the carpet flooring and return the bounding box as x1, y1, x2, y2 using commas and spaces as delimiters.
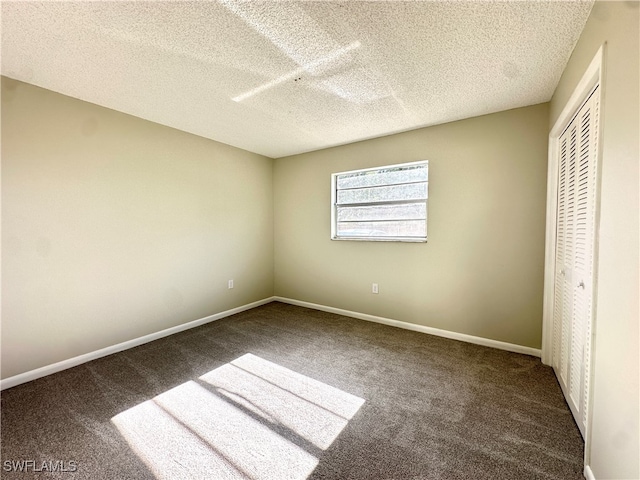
1, 302, 584, 479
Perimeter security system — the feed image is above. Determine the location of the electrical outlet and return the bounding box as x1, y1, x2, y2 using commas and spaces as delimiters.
228, 279, 234, 289
372, 283, 379, 294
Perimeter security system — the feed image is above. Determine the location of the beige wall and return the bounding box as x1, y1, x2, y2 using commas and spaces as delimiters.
274, 103, 549, 349
1, 78, 274, 380
550, 2, 639, 478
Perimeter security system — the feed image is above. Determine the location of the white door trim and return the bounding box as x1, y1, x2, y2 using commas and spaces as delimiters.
541, 43, 606, 469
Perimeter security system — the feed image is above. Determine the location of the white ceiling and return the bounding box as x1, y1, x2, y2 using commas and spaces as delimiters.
2, 1, 593, 158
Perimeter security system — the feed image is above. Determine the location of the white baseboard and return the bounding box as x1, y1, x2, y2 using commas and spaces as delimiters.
584, 465, 595, 480
0, 297, 275, 391
273, 296, 542, 358
2, 295, 542, 391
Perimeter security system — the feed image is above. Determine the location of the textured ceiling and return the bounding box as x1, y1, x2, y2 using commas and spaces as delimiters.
2, 1, 593, 158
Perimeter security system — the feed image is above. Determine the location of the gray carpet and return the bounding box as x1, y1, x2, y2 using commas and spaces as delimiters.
1, 302, 584, 479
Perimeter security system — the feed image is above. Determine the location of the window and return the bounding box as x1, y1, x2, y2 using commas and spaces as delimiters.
331, 161, 428, 242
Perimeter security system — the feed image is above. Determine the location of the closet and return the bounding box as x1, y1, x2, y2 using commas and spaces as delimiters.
551, 85, 600, 438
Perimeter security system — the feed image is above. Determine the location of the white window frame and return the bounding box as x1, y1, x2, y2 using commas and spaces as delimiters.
331, 160, 428, 242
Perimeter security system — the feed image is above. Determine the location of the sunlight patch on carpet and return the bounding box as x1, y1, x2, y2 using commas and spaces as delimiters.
112, 354, 364, 479
200, 353, 364, 450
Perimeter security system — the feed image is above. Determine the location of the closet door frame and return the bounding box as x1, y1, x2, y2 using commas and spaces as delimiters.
541, 44, 605, 468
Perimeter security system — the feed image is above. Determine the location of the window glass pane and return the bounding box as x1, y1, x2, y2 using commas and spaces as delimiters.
337, 203, 426, 222
337, 182, 427, 205
337, 165, 428, 189
332, 161, 428, 241
336, 220, 426, 238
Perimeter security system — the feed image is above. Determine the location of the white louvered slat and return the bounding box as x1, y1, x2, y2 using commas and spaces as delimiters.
570, 100, 591, 408
551, 85, 600, 439
561, 121, 577, 387
553, 136, 568, 370
581, 88, 599, 429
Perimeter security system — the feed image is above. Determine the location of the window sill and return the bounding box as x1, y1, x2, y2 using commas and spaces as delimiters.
331, 236, 427, 243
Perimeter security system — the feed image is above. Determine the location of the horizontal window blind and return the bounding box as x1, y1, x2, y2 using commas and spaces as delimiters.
331, 161, 428, 242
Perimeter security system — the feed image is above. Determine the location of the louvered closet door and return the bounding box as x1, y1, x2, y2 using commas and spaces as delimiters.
552, 86, 599, 437
553, 131, 569, 376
